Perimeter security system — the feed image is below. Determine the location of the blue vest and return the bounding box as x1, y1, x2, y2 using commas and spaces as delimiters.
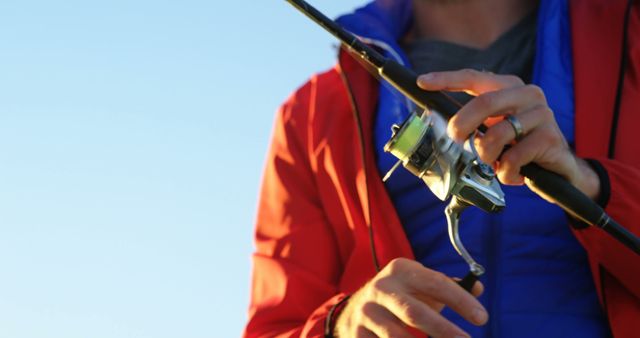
338, 1, 611, 336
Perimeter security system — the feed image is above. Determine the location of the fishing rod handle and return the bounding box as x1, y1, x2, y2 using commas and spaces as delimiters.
520, 163, 604, 224
521, 163, 640, 255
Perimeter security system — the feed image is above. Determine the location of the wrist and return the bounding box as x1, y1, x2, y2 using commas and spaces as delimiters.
573, 157, 601, 201
583, 159, 612, 208
324, 294, 351, 338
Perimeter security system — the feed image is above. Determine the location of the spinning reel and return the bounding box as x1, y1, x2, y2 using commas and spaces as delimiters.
384, 110, 506, 279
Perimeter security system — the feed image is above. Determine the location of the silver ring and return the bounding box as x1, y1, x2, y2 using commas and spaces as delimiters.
505, 114, 524, 141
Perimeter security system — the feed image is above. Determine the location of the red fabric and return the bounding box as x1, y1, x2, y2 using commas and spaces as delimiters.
570, 1, 640, 337
245, 1, 640, 336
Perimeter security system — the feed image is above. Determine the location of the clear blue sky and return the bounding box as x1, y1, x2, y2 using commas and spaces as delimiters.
0, 1, 365, 337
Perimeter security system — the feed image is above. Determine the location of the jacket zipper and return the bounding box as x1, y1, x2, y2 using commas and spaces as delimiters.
335, 34, 414, 273
337, 55, 381, 272
487, 211, 501, 337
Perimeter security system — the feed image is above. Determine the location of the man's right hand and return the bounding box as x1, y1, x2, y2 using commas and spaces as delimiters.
334, 258, 488, 338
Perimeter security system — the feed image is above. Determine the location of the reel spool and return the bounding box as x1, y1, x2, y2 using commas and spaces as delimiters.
384, 111, 505, 213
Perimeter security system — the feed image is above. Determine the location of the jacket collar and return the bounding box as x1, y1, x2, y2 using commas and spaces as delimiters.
336, 0, 413, 65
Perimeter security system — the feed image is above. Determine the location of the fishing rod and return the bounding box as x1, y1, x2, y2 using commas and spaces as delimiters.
284, 0, 640, 275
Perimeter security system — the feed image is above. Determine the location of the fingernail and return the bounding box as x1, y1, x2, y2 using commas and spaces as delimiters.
419, 73, 435, 83
473, 307, 488, 324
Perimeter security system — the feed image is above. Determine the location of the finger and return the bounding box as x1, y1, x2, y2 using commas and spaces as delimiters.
378, 292, 471, 337
355, 326, 377, 338
393, 264, 488, 326
471, 280, 484, 297
448, 85, 548, 142
410, 273, 488, 326
417, 68, 524, 95
361, 302, 414, 338
497, 125, 571, 186
474, 105, 553, 164
452, 278, 485, 298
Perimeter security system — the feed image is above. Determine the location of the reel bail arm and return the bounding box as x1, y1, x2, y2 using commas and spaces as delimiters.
445, 196, 485, 291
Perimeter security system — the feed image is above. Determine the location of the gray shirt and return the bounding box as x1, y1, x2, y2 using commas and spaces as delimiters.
403, 11, 537, 103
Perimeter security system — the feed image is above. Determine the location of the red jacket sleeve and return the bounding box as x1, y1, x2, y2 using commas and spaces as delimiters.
244, 81, 344, 337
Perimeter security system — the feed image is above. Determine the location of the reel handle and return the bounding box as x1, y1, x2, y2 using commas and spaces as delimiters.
457, 272, 478, 293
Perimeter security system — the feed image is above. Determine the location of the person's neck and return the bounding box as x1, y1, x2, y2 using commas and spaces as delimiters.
408, 0, 538, 49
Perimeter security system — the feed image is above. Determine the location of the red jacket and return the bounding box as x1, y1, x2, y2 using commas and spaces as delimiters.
246, 1, 640, 336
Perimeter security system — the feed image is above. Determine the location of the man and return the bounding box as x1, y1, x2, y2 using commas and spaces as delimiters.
245, 0, 640, 337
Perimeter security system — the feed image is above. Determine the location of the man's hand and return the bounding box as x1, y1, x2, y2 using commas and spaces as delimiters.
417, 69, 601, 202
334, 258, 487, 338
